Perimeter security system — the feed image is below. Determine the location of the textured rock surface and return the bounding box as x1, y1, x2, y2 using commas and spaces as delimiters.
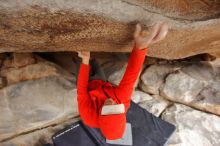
0, 77, 6, 89
0, 76, 77, 141
0, 55, 75, 85
162, 104, 220, 146
0, 0, 220, 59
1, 118, 80, 146
161, 70, 206, 102
140, 64, 181, 94
140, 60, 220, 116
132, 90, 170, 117
0, 51, 220, 145
125, 0, 220, 21
12, 53, 36, 67
161, 65, 220, 116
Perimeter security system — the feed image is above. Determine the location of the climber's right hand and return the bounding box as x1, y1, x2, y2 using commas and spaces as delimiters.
134, 22, 168, 50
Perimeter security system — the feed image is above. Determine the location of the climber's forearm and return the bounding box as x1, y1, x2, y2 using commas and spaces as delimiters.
118, 46, 147, 89
82, 58, 89, 65
77, 63, 90, 101
113, 46, 147, 107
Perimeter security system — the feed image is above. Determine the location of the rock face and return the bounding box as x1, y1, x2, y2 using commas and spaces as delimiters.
1, 118, 81, 146
0, 0, 220, 59
162, 104, 220, 146
140, 64, 181, 94
0, 54, 75, 85
141, 61, 220, 116
161, 70, 206, 102
132, 90, 170, 117
126, 0, 220, 21
0, 76, 77, 141
161, 64, 220, 116
0, 77, 6, 89
0, 51, 220, 145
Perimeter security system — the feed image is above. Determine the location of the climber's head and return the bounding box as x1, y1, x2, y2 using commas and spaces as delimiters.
98, 98, 126, 140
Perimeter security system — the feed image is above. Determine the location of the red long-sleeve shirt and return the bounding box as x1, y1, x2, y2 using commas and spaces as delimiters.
77, 47, 147, 128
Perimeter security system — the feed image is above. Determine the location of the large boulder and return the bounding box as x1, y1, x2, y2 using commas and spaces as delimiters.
140, 64, 181, 94
0, 0, 220, 59
161, 70, 206, 102
161, 67, 220, 116
0, 76, 77, 141
140, 61, 220, 116
162, 104, 220, 146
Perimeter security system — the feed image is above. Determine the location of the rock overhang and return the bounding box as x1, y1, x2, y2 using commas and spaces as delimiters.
0, 0, 220, 59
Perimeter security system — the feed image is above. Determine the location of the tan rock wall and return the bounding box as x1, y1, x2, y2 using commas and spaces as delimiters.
0, 0, 220, 59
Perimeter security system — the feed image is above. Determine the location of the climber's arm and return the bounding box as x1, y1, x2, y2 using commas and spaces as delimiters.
117, 47, 147, 90
113, 47, 147, 110
113, 22, 168, 110
77, 63, 90, 102
77, 51, 98, 127
77, 51, 91, 102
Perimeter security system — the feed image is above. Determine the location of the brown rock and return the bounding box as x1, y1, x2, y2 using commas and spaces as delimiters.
2, 53, 36, 69
125, 0, 220, 21
0, 56, 75, 85
0, 53, 7, 68
0, 76, 7, 88
13, 52, 36, 68
2, 56, 13, 69
0, 0, 220, 59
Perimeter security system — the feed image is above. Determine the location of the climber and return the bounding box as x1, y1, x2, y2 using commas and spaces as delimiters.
76, 22, 169, 140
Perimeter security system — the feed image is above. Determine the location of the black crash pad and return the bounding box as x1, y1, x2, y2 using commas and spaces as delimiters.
52, 101, 176, 146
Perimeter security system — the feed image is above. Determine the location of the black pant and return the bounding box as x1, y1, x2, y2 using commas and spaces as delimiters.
75, 59, 107, 82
